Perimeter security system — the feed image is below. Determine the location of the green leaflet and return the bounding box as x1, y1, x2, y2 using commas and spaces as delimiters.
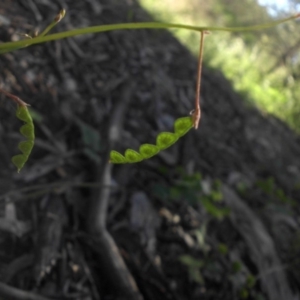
110, 116, 193, 164
139, 144, 159, 158
20, 123, 34, 139
18, 140, 34, 154
174, 116, 194, 137
110, 150, 127, 163
11, 106, 35, 172
125, 149, 143, 162
16, 105, 33, 122
156, 132, 178, 150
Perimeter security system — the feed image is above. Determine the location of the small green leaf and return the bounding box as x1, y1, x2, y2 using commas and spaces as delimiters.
11, 154, 28, 173
239, 288, 249, 299
218, 243, 228, 255
20, 123, 34, 139
12, 105, 35, 172
125, 149, 143, 162
75, 119, 101, 152
110, 151, 127, 163
174, 116, 193, 137
156, 132, 178, 150
246, 275, 256, 289
16, 106, 32, 122
139, 144, 159, 158
179, 255, 204, 268
18, 140, 34, 154
27, 108, 43, 122
232, 261, 242, 273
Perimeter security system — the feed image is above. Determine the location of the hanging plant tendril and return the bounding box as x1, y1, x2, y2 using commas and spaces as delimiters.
11, 105, 35, 172
109, 116, 193, 164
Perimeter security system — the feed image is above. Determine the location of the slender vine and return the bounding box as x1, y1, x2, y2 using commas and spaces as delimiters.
0, 13, 299, 52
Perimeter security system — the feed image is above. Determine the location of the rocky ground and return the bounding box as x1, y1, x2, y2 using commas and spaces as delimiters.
0, 0, 299, 299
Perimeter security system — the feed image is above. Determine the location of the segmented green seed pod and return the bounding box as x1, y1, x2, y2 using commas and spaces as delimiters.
110, 116, 193, 164
11, 105, 35, 172
124, 149, 143, 163
139, 144, 159, 159
156, 132, 178, 150
110, 150, 127, 163
174, 116, 193, 137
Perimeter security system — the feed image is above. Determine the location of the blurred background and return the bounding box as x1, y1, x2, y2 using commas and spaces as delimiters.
140, 0, 300, 130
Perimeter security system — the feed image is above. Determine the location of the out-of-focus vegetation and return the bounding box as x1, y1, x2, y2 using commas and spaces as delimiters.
139, 0, 300, 131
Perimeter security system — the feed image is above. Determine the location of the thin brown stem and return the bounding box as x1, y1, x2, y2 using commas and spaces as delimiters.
192, 30, 207, 129
0, 88, 28, 107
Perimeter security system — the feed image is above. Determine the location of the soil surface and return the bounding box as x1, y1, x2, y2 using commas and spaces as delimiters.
0, 1, 300, 300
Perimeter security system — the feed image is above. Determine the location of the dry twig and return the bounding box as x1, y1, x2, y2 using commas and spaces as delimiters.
192, 30, 208, 129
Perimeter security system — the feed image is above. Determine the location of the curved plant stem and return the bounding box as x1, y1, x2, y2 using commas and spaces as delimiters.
0, 88, 28, 106
0, 13, 299, 52
39, 9, 66, 37
192, 31, 207, 129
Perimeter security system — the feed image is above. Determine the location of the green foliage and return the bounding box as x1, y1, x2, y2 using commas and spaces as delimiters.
140, 0, 300, 131
236, 181, 248, 195
75, 119, 102, 163
256, 177, 296, 206
231, 261, 242, 273
110, 116, 193, 164
237, 274, 257, 299
179, 252, 253, 292
153, 170, 230, 220
203, 34, 295, 125
256, 176, 275, 194
246, 274, 256, 289
200, 22, 300, 130
231, 261, 258, 299
217, 243, 228, 255
11, 106, 35, 172
179, 255, 204, 284
239, 288, 249, 299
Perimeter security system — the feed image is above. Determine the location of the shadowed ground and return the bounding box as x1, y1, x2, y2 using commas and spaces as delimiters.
0, 1, 300, 299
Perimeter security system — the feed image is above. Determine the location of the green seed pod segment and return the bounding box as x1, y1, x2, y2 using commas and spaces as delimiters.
11, 105, 35, 172
110, 116, 193, 164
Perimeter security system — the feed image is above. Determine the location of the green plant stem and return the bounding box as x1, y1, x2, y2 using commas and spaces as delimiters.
39, 9, 66, 37
0, 13, 299, 52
